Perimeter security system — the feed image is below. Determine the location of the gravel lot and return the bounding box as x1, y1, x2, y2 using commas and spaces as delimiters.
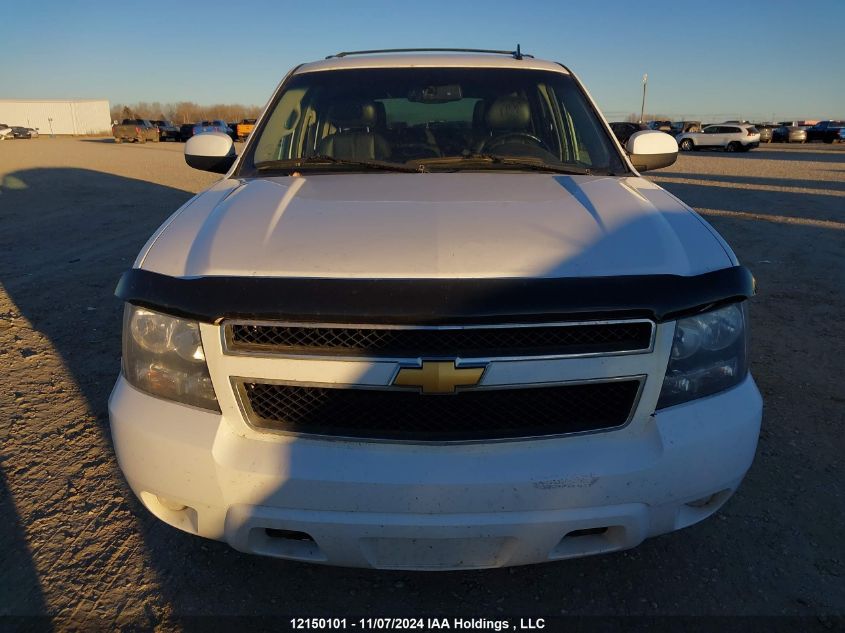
1, 138, 843, 629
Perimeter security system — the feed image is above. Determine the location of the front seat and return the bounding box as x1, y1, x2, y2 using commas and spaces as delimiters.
317, 100, 391, 161
477, 95, 546, 157
466, 99, 488, 147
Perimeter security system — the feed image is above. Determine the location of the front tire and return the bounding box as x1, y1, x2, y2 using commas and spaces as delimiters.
680, 138, 694, 151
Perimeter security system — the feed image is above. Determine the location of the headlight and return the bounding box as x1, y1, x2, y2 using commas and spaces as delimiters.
122, 304, 219, 411
657, 303, 748, 409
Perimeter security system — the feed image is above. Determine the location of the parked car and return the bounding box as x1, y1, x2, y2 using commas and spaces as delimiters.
805, 120, 845, 143
670, 121, 702, 135
9, 126, 34, 139
151, 120, 180, 142
0, 123, 11, 140
179, 123, 196, 142
753, 124, 777, 143
609, 121, 648, 146
647, 120, 672, 133
677, 124, 761, 152
8, 126, 39, 138
192, 120, 232, 136
232, 118, 257, 142
110, 48, 760, 570
113, 119, 159, 143
772, 126, 807, 144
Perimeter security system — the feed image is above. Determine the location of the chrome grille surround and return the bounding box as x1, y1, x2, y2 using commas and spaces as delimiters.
218, 318, 659, 443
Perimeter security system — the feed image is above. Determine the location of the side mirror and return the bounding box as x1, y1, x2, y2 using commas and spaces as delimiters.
625, 130, 678, 171
185, 132, 236, 173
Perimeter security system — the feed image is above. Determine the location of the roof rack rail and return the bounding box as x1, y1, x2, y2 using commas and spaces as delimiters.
326, 46, 533, 60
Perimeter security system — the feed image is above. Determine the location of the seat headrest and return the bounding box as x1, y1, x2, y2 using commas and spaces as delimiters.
486, 96, 531, 130
472, 100, 487, 129
373, 101, 387, 127
327, 100, 379, 128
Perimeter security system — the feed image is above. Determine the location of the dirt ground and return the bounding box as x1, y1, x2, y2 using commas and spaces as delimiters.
1, 138, 843, 629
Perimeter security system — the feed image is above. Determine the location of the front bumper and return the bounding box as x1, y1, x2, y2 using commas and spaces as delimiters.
109, 374, 761, 570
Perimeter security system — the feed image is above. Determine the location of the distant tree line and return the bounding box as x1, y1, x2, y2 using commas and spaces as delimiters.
110, 102, 262, 124
624, 113, 672, 123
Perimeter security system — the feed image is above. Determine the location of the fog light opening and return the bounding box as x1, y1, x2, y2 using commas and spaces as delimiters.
686, 494, 718, 508
564, 527, 609, 539
686, 488, 732, 509
139, 491, 199, 534
265, 528, 315, 542
157, 496, 187, 512
249, 527, 327, 562
549, 525, 626, 560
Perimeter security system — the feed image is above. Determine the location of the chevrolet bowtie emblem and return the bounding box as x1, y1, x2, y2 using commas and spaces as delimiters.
393, 361, 485, 394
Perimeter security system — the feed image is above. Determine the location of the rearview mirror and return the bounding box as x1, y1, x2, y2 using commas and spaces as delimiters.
185, 132, 236, 173
625, 130, 678, 171
408, 84, 463, 103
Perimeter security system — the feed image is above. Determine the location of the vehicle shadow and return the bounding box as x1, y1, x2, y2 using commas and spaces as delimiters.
78, 138, 166, 145
651, 181, 845, 225
0, 466, 50, 623
78, 138, 184, 145
682, 148, 845, 163
0, 166, 843, 625
654, 172, 845, 193
0, 168, 195, 628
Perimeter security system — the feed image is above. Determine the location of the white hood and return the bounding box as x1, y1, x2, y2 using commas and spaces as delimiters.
138, 173, 733, 279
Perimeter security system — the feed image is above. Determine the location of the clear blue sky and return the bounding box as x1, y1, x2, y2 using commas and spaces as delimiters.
1, 0, 843, 121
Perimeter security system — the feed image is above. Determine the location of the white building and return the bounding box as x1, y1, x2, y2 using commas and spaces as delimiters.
0, 99, 111, 135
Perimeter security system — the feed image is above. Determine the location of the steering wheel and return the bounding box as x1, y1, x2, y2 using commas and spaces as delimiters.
479, 132, 550, 153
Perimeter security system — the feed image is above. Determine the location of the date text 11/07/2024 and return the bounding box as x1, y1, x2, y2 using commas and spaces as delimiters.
289, 617, 546, 630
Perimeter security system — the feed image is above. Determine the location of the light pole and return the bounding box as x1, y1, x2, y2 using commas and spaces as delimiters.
640, 73, 648, 124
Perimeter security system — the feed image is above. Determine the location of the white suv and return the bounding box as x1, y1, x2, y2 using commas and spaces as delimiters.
677, 123, 761, 152
109, 48, 762, 570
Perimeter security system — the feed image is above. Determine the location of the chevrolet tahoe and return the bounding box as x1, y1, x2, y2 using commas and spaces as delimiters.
109, 48, 762, 570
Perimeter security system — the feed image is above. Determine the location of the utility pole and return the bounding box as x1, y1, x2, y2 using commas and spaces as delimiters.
640, 74, 648, 124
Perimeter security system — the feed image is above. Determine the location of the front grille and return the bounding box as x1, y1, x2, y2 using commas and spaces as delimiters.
226, 321, 653, 358
237, 379, 642, 441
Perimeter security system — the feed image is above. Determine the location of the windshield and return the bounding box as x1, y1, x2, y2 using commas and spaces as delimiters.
241, 67, 627, 176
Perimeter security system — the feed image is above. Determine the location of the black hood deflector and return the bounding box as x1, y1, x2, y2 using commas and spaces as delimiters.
115, 266, 755, 325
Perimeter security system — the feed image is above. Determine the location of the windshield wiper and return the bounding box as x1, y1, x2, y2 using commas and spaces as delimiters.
418, 154, 591, 175
255, 155, 421, 173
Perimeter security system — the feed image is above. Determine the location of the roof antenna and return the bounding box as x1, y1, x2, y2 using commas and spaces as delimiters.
514, 44, 523, 60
